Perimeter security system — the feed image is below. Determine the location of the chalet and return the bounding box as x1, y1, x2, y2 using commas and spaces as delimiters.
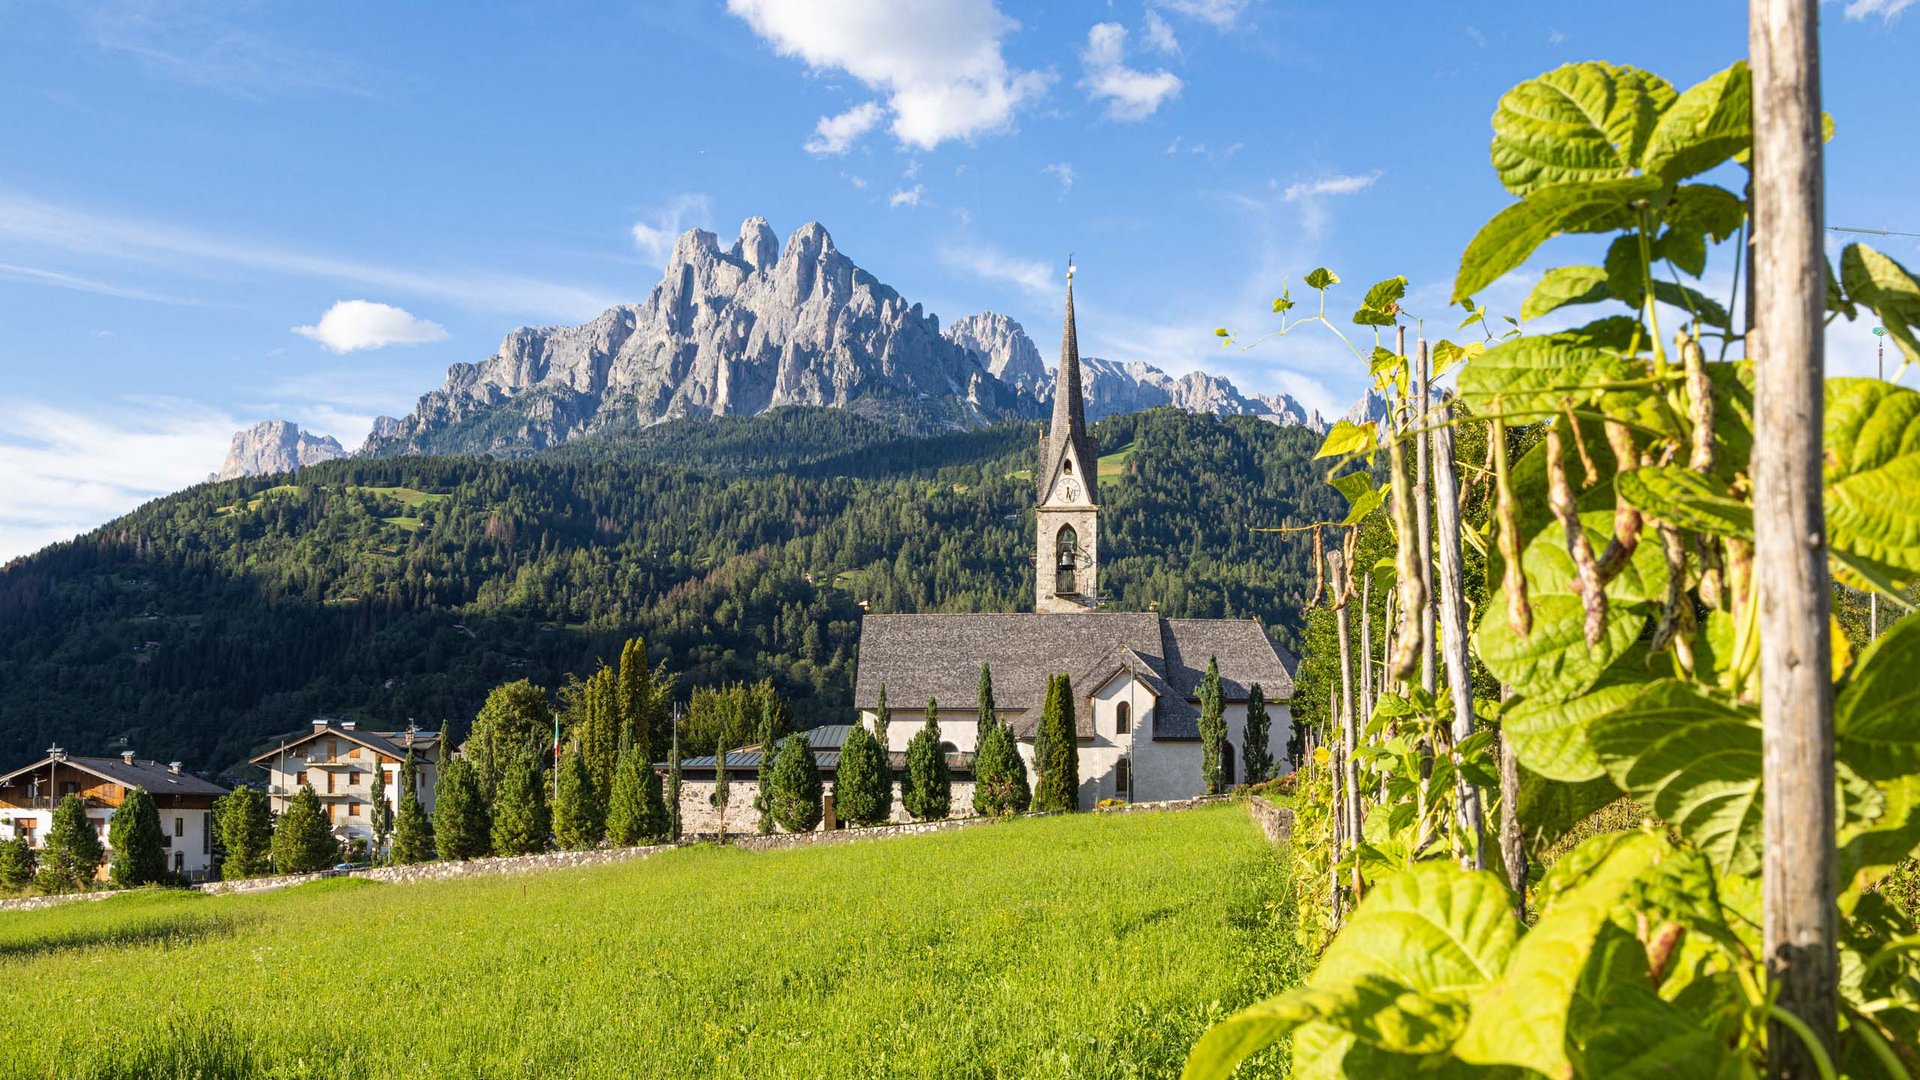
251, 720, 442, 847
0, 749, 230, 880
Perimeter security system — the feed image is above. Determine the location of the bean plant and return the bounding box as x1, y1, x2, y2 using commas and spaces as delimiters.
1191, 57, 1920, 1078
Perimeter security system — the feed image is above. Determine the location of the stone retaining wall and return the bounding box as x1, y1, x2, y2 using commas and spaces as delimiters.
1246, 796, 1295, 843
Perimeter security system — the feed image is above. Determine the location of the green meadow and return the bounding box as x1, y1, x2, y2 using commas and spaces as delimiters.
1, 805, 1298, 1079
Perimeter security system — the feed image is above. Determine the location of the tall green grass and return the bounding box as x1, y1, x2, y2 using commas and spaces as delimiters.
0, 806, 1299, 1079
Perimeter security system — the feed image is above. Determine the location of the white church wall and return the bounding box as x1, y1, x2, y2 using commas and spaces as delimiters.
862, 710, 984, 754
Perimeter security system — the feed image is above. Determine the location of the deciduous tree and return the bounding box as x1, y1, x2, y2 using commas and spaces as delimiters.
466, 679, 553, 802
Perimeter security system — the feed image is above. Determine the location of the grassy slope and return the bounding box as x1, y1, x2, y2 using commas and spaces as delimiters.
1, 806, 1299, 1080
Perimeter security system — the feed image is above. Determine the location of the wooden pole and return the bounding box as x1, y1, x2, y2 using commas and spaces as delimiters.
1750, 0, 1838, 1071
1414, 336, 1436, 695
1430, 401, 1485, 867
1498, 692, 1527, 916
1359, 570, 1374, 724
1328, 546, 1364, 902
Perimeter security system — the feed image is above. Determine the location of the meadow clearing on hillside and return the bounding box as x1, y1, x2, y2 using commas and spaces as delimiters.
0, 805, 1299, 1079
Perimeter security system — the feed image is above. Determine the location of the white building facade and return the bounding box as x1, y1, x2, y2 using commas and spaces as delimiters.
251, 720, 441, 848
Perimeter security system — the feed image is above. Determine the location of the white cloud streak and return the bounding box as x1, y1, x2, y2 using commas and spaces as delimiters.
1142, 10, 1181, 53
1843, 0, 1916, 19
293, 300, 449, 353
1080, 23, 1183, 121
1150, 0, 1250, 29
889, 184, 926, 209
1043, 162, 1074, 192
1282, 171, 1383, 201
0, 189, 622, 322
727, 0, 1050, 149
940, 243, 1055, 300
804, 101, 884, 155
629, 193, 716, 265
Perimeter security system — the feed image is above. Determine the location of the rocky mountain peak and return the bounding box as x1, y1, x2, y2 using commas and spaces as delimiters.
733, 216, 779, 272
213, 421, 346, 481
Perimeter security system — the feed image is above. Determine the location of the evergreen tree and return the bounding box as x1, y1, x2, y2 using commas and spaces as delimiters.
605, 746, 666, 845
213, 787, 273, 880
0, 837, 35, 890
871, 683, 894, 820
577, 664, 621, 800
712, 734, 732, 841
615, 636, 665, 764
751, 692, 788, 835
1033, 675, 1081, 812
367, 763, 392, 857
108, 787, 168, 887
432, 756, 491, 861
971, 662, 1029, 817
834, 718, 888, 826
873, 683, 891, 745
390, 752, 435, 865
1242, 681, 1273, 785
466, 679, 554, 802
554, 743, 603, 850
36, 794, 102, 893
902, 700, 952, 821
490, 751, 550, 856
1198, 656, 1227, 795
765, 732, 823, 833
271, 784, 339, 875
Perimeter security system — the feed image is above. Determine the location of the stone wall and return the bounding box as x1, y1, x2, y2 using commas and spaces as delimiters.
1245, 796, 1295, 843
675, 778, 980, 837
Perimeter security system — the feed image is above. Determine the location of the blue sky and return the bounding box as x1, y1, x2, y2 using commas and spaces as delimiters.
1, 0, 1915, 561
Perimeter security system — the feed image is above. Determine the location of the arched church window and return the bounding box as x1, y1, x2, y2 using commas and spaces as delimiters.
1115, 701, 1131, 734
1056, 525, 1079, 596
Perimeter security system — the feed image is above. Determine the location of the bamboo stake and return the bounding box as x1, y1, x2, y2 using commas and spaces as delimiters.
1431, 401, 1485, 868
1751, 0, 1838, 1070
1415, 336, 1437, 695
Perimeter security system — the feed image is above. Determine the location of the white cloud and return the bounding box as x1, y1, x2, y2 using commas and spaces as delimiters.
804, 101, 884, 155
847, 174, 869, 189
1282, 171, 1383, 202
0, 260, 208, 305
1043, 162, 1074, 192
727, 0, 1050, 150
889, 184, 926, 208
1142, 10, 1181, 53
293, 300, 448, 354
941, 243, 1056, 300
1150, 0, 1249, 29
1080, 23, 1183, 121
0, 397, 243, 565
80, 1, 376, 97
1844, 0, 1916, 18
629, 193, 715, 264
1547, 29, 1567, 44
0, 189, 621, 321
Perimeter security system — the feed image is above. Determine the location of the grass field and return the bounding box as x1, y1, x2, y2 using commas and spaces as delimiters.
0, 806, 1299, 1079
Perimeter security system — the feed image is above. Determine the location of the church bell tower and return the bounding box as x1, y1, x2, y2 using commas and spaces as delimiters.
1035, 263, 1099, 614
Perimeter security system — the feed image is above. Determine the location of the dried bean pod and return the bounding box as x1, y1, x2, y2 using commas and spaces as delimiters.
1649, 522, 1695, 656
1681, 332, 1716, 475
1595, 419, 1644, 582
1492, 414, 1530, 636
1547, 420, 1608, 647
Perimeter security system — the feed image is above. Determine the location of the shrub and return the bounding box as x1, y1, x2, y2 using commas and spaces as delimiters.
0, 837, 36, 890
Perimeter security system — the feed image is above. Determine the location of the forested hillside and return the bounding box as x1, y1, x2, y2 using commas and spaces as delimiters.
0, 406, 1338, 771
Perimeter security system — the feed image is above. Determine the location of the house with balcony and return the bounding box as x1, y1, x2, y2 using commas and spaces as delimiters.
0, 749, 230, 881
250, 720, 442, 847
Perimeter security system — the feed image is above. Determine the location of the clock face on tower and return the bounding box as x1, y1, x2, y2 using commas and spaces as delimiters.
1060, 476, 1080, 503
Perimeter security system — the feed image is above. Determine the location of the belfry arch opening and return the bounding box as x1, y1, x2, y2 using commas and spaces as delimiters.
1056, 525, 1079, 597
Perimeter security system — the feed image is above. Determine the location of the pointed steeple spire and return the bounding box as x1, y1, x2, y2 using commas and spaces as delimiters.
1050, 266, 1087, 440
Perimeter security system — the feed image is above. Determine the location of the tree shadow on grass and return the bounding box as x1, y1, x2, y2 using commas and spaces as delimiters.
0, 910, 250, 962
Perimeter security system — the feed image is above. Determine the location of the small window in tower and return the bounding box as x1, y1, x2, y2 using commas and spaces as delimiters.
1116, 701, 1131, 734
1062, 457, 1073, 474
1056, 525, 1079, 596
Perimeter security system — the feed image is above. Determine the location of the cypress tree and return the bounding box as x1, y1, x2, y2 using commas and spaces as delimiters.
765, 732, 823, 833
213, 787, 273, 880
903, 700, 951, 821
712, 734, 732, 841
751, 692, 787, 835
108, 787, 168, 887
605, 746, 666, 845
1033, 675, 1081, 812
615, 636, 662, 764
390, 751, 434, 865
1198, 656, 1227, 795
466, 679, 554, 803
834, 719, 887, 826
579, 665, 621, 799
0, 837, 35, 890
367, 763, 392, 857
36, 794, 102, 893
554, 743, 604, 850
432, 756, 491, 861
1242, 681, 1273, 785
490, 751, 550, 856
271, 784, 339, 875
873, 683, 894, 821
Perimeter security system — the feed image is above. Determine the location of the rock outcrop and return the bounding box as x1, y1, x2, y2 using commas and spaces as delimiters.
213, 421, 346, 480
364, 218, 1328, 458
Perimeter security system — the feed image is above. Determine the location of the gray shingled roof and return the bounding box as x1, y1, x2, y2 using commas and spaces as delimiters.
853, 612, 1293, 741
0, 755, 230, 796
248, 724, 441, 765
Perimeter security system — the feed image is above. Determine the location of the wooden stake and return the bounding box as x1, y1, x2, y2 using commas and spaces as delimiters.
1359, 569, 1374, 724
1750, 0, 1838, 1070
1415, 336, 1436, 694
1498, 685, 1526, 917
1431, 401, 1484, 868
1328, 545, 1363, 901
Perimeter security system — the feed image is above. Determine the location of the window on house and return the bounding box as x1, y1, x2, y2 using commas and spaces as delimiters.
1115, 701, 1131, 734
327, 740, 337, 760
174, 851, 184, 873
61, 781, 78, 797
1056, 525, 1079, 596
1115, 757, 1132, 802
174, 816, 184, 837
348, 802, 359, 816
203, 814, 211, 855
327, 771, 336, 795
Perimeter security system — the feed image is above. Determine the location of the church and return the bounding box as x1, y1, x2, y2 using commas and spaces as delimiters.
851, 271, 1295, 808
